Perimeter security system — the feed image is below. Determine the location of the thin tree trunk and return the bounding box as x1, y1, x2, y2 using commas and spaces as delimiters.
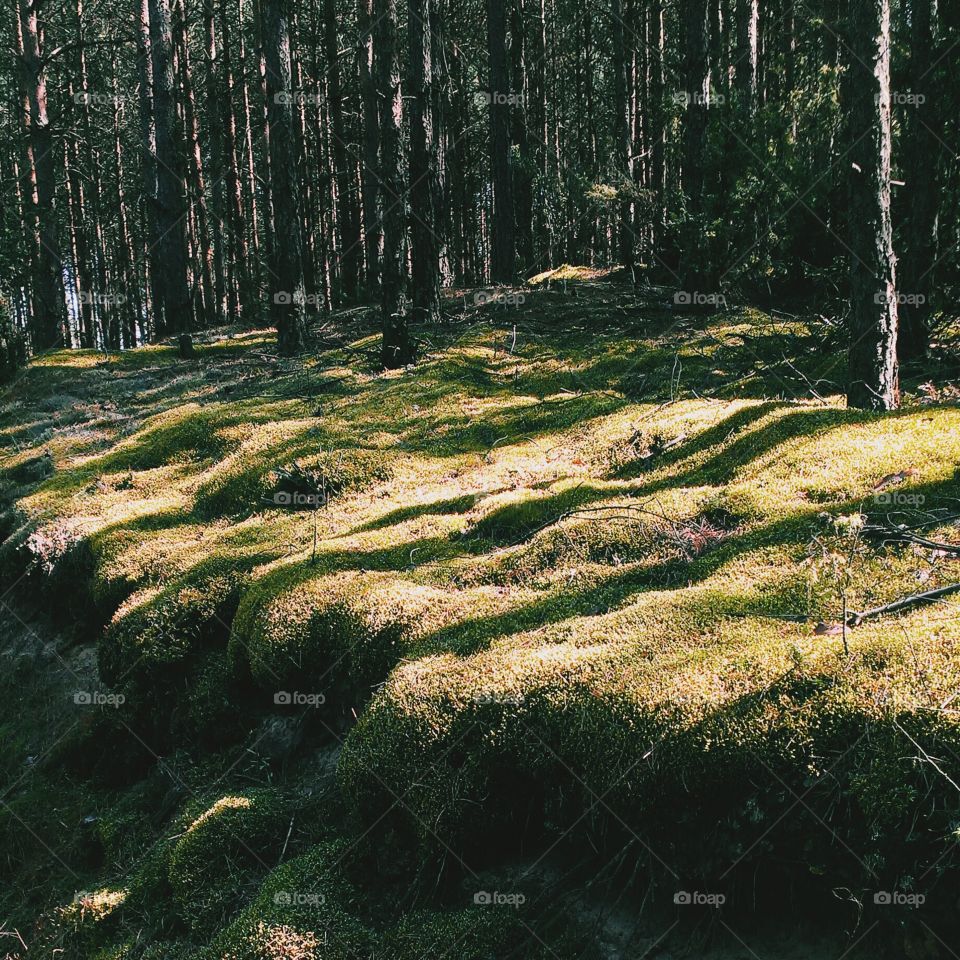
220, 0, 248, 320
407, 0, 442, 322
204, 4, 228, 322
845, 0, 899, 410
735, 0, 758, 114
680, 0, 711, 294
18, 0, 66, 350
897, 0, 938, 362
375, 0, 413, 366
147, 0, 194, 355
358, 0, 381, 290
486, 0, 514, 282
137, 0, 161, 340
261, 0, 308, 354
611, 0, 633, 273
509, 0, 533, 274
173, 0, 215, 325
323, 0, 361, 299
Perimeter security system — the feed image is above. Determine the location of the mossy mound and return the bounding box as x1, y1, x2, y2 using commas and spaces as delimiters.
5, 292, 960, 954
230, 567, 511, 701
200, 841, 375, 960
340, 556, 960, 879
100, 565, 252, 686
194, 426, 394, 519
168, 790, 292, 932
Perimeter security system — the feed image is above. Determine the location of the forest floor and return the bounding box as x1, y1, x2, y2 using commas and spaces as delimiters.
2, 275, 960, 959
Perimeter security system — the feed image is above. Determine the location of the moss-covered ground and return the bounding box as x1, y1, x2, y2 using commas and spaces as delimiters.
2, 280, 959, 958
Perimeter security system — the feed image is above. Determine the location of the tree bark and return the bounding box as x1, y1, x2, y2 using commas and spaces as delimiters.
261, 0, 308, 354
897, 0, 938, 363
486, 0, 515, 282
18, 0, 66, 350
845, 0, 899, 410
374, 0, 413, 367
204, 3, 228, 323
407, 0, 442, 322
147, 0, 194, 355
680, 0, 711, 294
173, 0, 215, 326
735, 0, 758, 114
358, 0, 382, 290
219, 0, 249, 320
323, 0, 361, 299
611, 0, 633, 273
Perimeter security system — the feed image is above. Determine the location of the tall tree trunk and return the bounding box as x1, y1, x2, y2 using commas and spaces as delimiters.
486, 0, 514, 282
648, 0, 666, 254
18, 0, 66, 350
358, 0, 381, 290
255, 0, 274, 320
323, 0, 361, 299
680, 0, 711, 294
375, 0, 413, 366
137, 0, 161, 340
220, 0, 249, 320
204, 4, 228, 322
261, 0, 308, 354
291, 20, 319, 312
528, 0, 547, 271
509, 0, 533, 274
174, 0, 215, 325
147, 0, 194, 355
611, 0, 633, 273
897, 0, 938, 363
407, 0, 442, 322
735, 0, 758, 114
112, 50, 140, 347
845, 0, 898, 410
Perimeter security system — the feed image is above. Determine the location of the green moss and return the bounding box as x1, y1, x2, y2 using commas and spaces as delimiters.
195, 436, 394, 520
201, 842, 376, 960
383, 906, 582, 960
5, 293, 960, 950
168, 790, 291, 932
100, 565, 251, 686
230, 568, 441, 698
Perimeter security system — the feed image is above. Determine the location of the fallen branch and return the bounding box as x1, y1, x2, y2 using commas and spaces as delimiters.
846, 582, 960, 627
865, 522, 960, 557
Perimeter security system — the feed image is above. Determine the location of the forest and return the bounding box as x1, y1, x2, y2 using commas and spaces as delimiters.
1, 0, 960, 956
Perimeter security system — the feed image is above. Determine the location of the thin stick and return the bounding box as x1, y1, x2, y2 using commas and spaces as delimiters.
846, 582, 960, 626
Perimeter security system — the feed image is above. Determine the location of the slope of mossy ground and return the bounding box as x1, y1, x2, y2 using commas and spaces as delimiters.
2, 281, 959, 958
